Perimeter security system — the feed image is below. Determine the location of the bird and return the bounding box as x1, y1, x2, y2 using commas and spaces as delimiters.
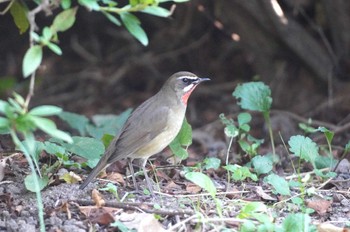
79, 71, 210, 193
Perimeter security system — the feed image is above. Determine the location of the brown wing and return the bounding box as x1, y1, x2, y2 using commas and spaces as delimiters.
105, 98, 170, 164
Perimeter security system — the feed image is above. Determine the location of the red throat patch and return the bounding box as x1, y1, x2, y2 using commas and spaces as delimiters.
181, 86, 197, 105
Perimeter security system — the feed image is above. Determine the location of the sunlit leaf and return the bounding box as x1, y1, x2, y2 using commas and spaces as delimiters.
120, 12, 148, 46
22, 45, 43, 78
185, 172, 216, 197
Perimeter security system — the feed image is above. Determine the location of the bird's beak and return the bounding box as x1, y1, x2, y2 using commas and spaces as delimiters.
197, 77, 211, 83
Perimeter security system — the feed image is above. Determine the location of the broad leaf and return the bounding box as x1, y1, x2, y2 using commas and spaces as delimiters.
51, 7, 78, 32
264, 173, 290, 196
185, 172, 216, 197
233, 82, 272, 112
288, 135, 319, 167
120, 12, 148, 46
29, 105, 62, 116
22, 45, 43, 77
10, 1, 29, 34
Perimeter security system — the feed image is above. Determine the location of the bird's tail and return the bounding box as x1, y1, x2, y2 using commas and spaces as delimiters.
79, 157, 108, 190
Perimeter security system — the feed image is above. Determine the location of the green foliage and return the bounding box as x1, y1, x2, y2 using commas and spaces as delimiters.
224, 164, 258, 181
264, 173, 291, 196
185, 172, 216, 197
282, 213, 314, 232
120, 12, 148, 45
203, 157, 221, 170
22, 45, 43, 78
233, 82, 272, 112
169, 118, 192, 160
251, 155, 273, 175
25, 173, 49, 192
289, 135, 319, 168
100, 183, 120, 200
9, 1, 29, 34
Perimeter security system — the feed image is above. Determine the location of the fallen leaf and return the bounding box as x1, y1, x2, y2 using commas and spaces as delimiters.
60, 202, 72, 219
115, 212, 165, 232
92, 189, 105, 207
306, 199, 332, 215
107, 172, 125, 186
79, 206, 116, 225
186, 182, 202, 194
317, 222, 350, 232
255, 186, 277, 201
59, 171, 82, 184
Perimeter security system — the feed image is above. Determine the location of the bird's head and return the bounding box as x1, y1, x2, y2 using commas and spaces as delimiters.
165, 71, 210, 105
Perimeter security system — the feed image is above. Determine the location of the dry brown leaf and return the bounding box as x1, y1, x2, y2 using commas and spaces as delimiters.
92, 189, 105, 207
306, 199, 332, 215
317, 223, 350, 232
186, 182, 202, 194
107, 172, 125, 186
164, 181, 182, 192
116, 212, 165, 232
255, 186, 277, 201
79, 206, 116, 225
59, 171, 82, 184
60, 202, 72, 219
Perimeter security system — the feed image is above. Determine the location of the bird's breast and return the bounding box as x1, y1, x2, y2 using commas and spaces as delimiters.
131, 107, 186, 159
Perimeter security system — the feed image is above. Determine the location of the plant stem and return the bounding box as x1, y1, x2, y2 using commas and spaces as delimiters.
264, 111, 275, 157
10, 130, 45, 232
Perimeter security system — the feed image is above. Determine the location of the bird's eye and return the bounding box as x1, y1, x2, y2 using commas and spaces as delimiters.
182, 78, 189, 83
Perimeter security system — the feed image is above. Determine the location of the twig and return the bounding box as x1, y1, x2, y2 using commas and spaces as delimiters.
154, 190, 249, 198
76, 200, 195, 216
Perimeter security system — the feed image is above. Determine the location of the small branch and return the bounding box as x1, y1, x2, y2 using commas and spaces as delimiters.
76, 200, 195, 216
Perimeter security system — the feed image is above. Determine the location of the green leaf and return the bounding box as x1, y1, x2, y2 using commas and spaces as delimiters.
78, 0, 100, 10
10, 1, 29, 34
102, 11, 121, 26
29, 115, 73, 143
59, 111, 89, 136
51, 7, 78, 33
288, 135, 319, 167
29, 105, 62, 116
176, 118, 192, 146
47, 42, 63, 55
264, 173, 290, 196
185, 172, 216, 197
224, 164, 258, 181
251, 155, 273, 175
43, 141, 66, 155
240, 220, 256, 232
169, 141, 188, 159
42, 27, 53, 41
61, 0, 72, 9
24, 173, 49, 192
317, 126, 334, 145
60, 136, 105, 167
203, 157, 221, 170
238, 202, 267, 219
22, 45, 43, 78
219, 114, 239, 137
237, 112, 252, 127
141, 6, 171, 17
110, 221, 133, 232
101, 133, 114, 148
0, 117, 9, 128
233, 82, 272, 112
120, 12, 148, 46
282, 213, 311, 232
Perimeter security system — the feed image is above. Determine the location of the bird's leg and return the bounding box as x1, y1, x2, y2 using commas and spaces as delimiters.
142, 159, 154, 195
128, 158, 138, 191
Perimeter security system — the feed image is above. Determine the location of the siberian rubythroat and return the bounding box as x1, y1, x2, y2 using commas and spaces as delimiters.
79, 71, 210, 192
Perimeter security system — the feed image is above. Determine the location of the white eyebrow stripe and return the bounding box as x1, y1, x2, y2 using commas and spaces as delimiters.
177, 76, 198, 80
183, 83, 194, 92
